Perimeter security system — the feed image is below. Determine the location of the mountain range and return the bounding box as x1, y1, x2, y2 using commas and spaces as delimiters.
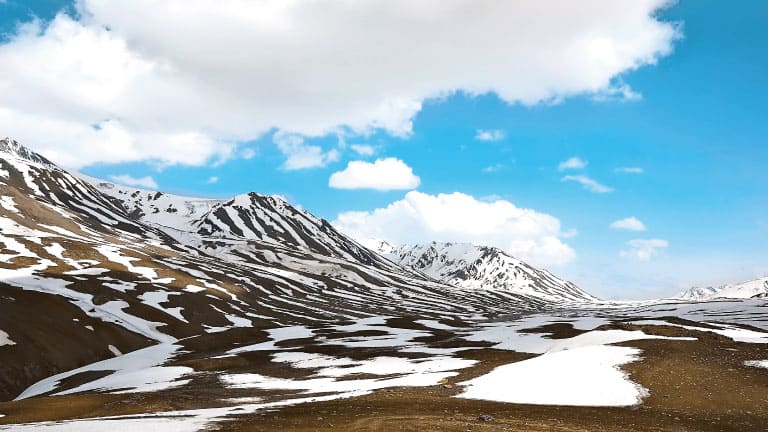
677, 277, 768, 300
0, 137, 592, 401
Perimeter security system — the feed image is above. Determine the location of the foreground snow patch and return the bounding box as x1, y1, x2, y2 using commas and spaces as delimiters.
459, 345, 647, 406
16, 343, 192, 400
0, 417, 208, 432
0, 330, 16, 347
744, 360, 768, 369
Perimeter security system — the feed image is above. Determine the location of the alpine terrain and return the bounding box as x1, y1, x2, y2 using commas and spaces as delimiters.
1, 137, 768, 432
677, 276, 768, 300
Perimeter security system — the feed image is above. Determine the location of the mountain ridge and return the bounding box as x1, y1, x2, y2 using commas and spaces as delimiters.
367, 240, 597, 303
678, 276, 768, 300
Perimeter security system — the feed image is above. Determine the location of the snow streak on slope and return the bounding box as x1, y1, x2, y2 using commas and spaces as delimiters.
89, 178, 393, 267
678, 277, 768, 300
371, 241, 596, 303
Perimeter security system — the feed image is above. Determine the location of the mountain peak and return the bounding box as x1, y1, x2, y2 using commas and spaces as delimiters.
372, 241, 597, 303
0, 137, 55, 167
677, 276, 768, 300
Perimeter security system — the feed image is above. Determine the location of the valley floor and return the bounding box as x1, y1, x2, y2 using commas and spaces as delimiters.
1, 300, 767, 432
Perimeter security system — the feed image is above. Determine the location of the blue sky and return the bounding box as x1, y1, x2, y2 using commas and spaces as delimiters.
1, 1, 766, 298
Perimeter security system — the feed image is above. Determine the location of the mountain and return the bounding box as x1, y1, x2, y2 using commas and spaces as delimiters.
87, 178, 393, 267
678, 277, 768, 300
367, 240, 597, 303
0, 137, 588, 401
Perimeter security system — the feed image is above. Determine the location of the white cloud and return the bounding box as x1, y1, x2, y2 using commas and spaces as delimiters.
206, 176, 219, 184
350, 144, 376, 156
482, 164, 505, 173
562, 175, 614, 193
0, 1, 679, 168
329, 158, 420, 191
475, 129, 506, 142
273, 131, 339, 170
558, 157, 588, 171
620, 238, 668, 261
109, 174, 158, 189
615, 166, 644, 174
333, 191, 575, 267
240, 148, 257, 160
610, 217, 647, 231
593, 81, 642, 101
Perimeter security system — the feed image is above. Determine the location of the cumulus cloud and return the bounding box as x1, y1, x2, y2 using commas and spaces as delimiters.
206, 176, 219, 184
329, 158, 420, 191
615, 166, 644, 174
274, 131, 339, 170
475, 129, 506, 142
620, 238, 668, 261
333, 191, 575, 267
558, 157, 588, 171
0, 0, 679, 168
610, 217, 647, 231
109, 174, 158, 189
350, 144, 376, 156
561, 175, 614, 193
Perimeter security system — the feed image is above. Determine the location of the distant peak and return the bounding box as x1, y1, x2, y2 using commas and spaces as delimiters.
0, 137, 56, 167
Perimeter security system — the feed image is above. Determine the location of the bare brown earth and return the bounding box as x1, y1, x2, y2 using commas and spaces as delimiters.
0, 322, 767, 431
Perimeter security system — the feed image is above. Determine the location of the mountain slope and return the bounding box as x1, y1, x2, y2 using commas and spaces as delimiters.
88, 178, 394, 268
2, 137, 585, 400
678, 277, 768, 300
369, 241, 597, 303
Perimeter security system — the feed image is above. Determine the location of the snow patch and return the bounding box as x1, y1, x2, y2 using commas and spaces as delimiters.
16, 343, 192, 400
458, 345, 648, 406
0, 330, 16, 347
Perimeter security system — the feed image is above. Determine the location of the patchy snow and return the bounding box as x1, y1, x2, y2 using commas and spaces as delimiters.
458, 345, 648, 406
102, 280, 137, 293
0, 416, 209, 432
0, 329, 16, 347
16, 343, 191, 400
228, 326, 314, 354
272, 352, 475, 379
223, 356, 468, 396
320, 318, 431, 349
108, 345, 122, 356
64, 268, 109, 276
744, 360, 768, 369
0, 391, 370, 432
0, 196, 18, 213
706, 323, 768, 344
463, 315, 633, 354
42, 242, 65, 260
95, 245, 159, 281
455, 322, 695, 407
139, 291, 187, 323
628, 319, 768, 344
416, 319, 462, 331
183, 284, 207, 293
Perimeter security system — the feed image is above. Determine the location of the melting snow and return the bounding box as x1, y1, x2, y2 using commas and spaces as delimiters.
0, 196, 18, 213
744, 360, 768, 369
16, 343, 192, 400
0, 329, 16, 347
228, 326, 314, 353
459, 345, 648, 406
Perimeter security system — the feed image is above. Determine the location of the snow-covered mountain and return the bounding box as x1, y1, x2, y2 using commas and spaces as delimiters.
88, 178, 392, 267
678, 277, 768, 300
2, 137, 594, 400
368, 240, 597, 303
